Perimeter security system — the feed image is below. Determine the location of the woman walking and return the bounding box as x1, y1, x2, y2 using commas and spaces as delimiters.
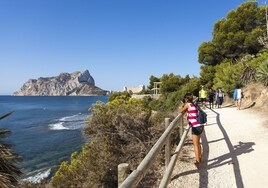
216, 88, 224, 108
179, 93, 204, 168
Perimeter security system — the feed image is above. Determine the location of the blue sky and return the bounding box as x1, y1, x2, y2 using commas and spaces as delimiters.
0, 0, 248, 95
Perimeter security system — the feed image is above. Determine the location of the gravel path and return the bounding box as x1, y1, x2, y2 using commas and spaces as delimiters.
168, 106, 268, 188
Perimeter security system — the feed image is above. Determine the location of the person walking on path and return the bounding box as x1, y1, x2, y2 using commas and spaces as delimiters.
233, 86, 243, 110
179, 93, 204, 168
208, 88, 215, 109
199, 85, 207, 109
216, 88, 224, 108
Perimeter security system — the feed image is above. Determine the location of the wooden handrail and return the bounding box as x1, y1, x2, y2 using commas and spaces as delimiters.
159, 124, 190, 187
119, 113, 184, 188
118, 98, 197, 188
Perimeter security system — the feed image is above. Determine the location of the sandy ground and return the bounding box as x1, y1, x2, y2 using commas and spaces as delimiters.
167, 105, 268, 188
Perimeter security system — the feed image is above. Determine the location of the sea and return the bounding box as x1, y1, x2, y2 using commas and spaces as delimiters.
0, 96, 108, 183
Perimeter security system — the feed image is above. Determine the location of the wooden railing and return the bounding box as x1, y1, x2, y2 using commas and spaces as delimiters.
118, 99, 197, 188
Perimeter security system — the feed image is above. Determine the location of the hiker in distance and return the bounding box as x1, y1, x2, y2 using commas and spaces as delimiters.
208, 88, 215, 109
199, 85, 207, 109
216, 87, 224, 108
233, 85, 243, 110
179, 93, 204, 168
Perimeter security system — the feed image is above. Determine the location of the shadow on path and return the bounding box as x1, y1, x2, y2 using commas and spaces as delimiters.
171, 108, 255, 188
241, 102, 256, 110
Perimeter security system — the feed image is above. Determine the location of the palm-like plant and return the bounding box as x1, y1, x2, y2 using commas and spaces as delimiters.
0, 111, 22, 188
240, 66, 256, 84
256, 59, 268, 86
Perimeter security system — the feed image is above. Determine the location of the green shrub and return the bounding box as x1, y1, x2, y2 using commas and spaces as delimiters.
51, 95, 169, 187
256, 59, 268, 86
213, 60, 244, 95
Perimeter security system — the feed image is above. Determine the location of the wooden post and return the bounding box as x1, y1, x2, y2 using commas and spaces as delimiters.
180, 116, 184, 138
165, 118, 171, 169
118, 163, 130, 186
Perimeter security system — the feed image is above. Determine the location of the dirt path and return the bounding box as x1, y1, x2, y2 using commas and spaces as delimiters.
168, 106, 268, 188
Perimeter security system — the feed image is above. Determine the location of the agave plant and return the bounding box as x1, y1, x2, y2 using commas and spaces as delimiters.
256, 59, 268, 86
0, 111, 22, 188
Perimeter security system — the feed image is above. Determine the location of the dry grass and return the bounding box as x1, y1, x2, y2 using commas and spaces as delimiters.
237, 83, 268, 129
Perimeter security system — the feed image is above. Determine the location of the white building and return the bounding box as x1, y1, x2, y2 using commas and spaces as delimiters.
123, 85, 145, 94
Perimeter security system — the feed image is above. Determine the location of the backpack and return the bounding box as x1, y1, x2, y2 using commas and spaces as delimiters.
194, 103, 207, 124
241, 91, 244, 99
198, 109, 207, 124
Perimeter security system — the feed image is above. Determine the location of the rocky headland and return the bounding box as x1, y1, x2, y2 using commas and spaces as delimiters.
13, 70, 108, 96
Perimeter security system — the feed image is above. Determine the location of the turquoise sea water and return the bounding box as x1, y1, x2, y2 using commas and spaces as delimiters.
0, 96, 108, 182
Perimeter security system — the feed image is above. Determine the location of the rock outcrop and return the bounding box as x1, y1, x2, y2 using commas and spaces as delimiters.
13, 70, 107, 96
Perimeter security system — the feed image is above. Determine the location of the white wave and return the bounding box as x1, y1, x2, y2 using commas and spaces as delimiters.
59, 114, 79, 121
22, 169, 51, 184
49, 113, 86, 131
49, 122, 69, 130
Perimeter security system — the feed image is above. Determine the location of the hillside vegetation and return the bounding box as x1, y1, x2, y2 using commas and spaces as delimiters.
16, 1, 268, 188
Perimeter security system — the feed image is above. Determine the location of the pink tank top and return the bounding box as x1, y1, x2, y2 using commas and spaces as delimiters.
187, 103, 201, 127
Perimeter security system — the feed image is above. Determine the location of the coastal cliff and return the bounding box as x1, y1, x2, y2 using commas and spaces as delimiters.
13, 70, 107, 96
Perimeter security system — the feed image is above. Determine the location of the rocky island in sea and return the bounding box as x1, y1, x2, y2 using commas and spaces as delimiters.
13, 70, 108, 96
